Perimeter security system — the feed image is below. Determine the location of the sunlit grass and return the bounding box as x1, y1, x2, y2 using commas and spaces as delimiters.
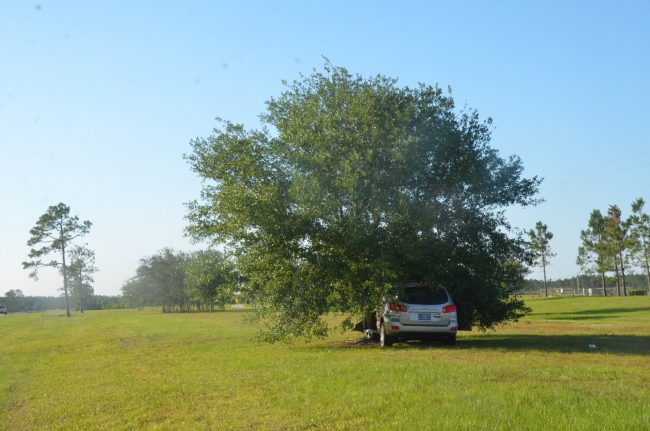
1, 296, 649, 430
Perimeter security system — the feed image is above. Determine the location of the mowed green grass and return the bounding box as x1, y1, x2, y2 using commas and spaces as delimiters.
1, 296, 649, 430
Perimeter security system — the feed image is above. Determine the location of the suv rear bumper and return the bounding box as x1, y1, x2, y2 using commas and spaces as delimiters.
385, 321, 457, 336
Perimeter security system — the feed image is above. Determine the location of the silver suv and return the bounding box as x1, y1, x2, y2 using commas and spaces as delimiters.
369, 283, 458, 347
0, 305, 7, 315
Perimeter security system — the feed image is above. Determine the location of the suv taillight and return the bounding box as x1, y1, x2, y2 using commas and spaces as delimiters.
388, 303, 407, 312
442, 304, 456, 313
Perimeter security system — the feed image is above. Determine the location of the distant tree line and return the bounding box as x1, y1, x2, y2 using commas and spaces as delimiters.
0, 289, 126, 313
524, 274, 649, 296
526, 198, 650, 297
121, 248, 243, 312
576, 198, 650, 296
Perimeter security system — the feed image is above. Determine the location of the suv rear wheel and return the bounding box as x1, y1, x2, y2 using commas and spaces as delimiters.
380, 322, 394, 347
443, 334, 457, 346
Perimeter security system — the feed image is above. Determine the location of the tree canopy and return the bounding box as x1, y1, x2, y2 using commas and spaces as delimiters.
185, 249, 237, 310
132, 248, 188, 313
186, 64, 540, 340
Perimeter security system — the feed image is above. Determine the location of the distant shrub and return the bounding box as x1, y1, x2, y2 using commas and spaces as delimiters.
628, 289, 648, 296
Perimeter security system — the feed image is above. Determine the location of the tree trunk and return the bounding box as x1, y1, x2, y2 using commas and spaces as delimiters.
619, 250, 627, 296
61, 243, 71, 318
643, 239, 650, 291
542, 252, 548, 297
646, 253, 650, 291
79, 268, 85, 313
614, 260, 621, 296
601, 272, 607, 296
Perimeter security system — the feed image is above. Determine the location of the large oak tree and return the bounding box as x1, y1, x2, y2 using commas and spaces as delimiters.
186, 64, 540, 340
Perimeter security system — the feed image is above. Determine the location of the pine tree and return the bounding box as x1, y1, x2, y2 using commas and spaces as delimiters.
606, 205, 631, 296
528, 221, 555, 297
577, 210, 610, 296
630, 197, 650, 291
23, 203, 92, 317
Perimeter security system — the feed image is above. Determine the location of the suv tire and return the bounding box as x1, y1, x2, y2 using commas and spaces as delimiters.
443, 334, 457, 346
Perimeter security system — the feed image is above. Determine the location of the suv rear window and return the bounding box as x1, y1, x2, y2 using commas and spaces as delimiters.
399, 287, 448, 305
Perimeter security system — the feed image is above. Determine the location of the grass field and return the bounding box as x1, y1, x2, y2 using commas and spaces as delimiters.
1, 296, 649, 430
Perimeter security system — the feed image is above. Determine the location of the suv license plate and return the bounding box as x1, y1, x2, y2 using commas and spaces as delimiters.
418, 313, 431, 321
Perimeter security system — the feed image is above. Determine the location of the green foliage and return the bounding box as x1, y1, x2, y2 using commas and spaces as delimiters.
4, 289, 25, 298
605, 205, 634, 294
577, 210, 610, 286
524, 274, 650, 295
22, 203, 92, 317
186, 64, 540, 339
22, 203, 92, 279
629, 197, 650, 289
527, 221, 555, 296
0, 294, 64, 312
0, 294, 124, 313
1, 290, 26, 313
528, 222, 555, 265
124, 248, 189, 312
122, 248, 240, 312
578, 202, 642, 296
121, 276, 154, 309
66, 245, 98, 312
185, 249, 237, 309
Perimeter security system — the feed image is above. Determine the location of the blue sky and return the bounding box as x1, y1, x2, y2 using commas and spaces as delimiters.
2, 1, 650, 296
